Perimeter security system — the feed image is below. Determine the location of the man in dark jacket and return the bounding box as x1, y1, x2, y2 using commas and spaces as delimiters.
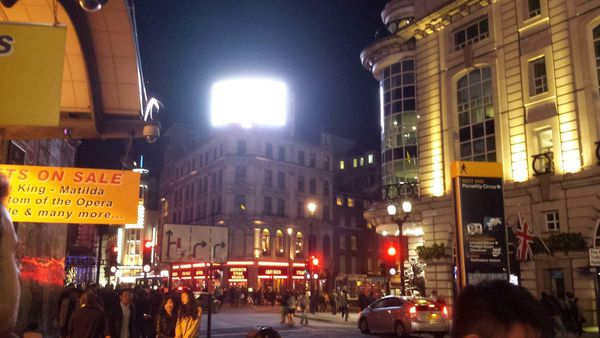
105, 289, 137, 338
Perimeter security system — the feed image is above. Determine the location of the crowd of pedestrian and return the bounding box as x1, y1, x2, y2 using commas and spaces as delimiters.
56, 284, 202, 338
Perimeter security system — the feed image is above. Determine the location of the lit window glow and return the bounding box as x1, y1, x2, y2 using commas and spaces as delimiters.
211, 78, 287, 128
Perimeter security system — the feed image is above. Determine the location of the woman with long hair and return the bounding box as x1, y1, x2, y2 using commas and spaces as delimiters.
175, 290, 201, 338
156, 295, 178, 338
68, 289, 106, 338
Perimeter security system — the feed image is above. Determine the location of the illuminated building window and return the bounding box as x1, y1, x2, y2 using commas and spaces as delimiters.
298, 150, 305, 165
368, 154, 374, 164
534, 127, 553, 154
530, 57, 548, 95
453, 17, 489, 51
339, 160, 345, 170
359, 157, 365, 166
276, 230, 284, 257
348, 198, 355, 208
125, 229, 141, 266
336, 195, 343, 206
350, 236, 357, 250
544, 210, 560, 231
528, 0, 541, 18
235, 194, 246, 214
261, 229, 271, 256
457, 67, 495, 162
353, 158, 358, 168
295, 232, 304, 258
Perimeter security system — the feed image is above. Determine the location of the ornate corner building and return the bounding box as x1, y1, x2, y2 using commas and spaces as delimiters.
362, 0, 600, 324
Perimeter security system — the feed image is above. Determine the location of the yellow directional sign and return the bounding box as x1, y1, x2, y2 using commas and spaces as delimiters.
0, 165, 140, 224
0, 22, 66, 127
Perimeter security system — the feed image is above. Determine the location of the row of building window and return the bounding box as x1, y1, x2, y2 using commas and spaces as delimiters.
258, 228, 305, 258
175, 143, 225, 180
339, 154, 375, 170
238, 140, 331, 170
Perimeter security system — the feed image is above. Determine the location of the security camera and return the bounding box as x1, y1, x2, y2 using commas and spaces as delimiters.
143, 123, 160, 144
78, 0, 108, 13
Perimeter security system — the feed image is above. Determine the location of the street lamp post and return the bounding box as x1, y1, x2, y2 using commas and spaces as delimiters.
307, 202, 317, 314
287, 227, 293, 289
387, 200, 412, 295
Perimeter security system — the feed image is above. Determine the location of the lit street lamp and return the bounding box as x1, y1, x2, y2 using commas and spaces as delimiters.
387, 200, 412, 295
307, 201, 317, 314
287, 227, 293, 289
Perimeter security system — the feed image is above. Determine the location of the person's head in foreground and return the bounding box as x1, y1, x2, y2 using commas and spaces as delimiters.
452, 280, 554, 338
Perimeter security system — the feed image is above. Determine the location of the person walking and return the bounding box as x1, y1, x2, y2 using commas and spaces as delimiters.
68, 290, 106, 338
358, 290, 368, 311
565, 292, 584, 337
339, 290, 349, 322
156, 296, 177, 338
286, 291, 297, 327
330, 290, 338, 315
280, 290, 290, 324
104, 288, 137, 338
298, 291, 309, 326
175, 290, 201, 338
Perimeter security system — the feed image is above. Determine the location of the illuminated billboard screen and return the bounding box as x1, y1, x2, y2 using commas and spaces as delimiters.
210, 78, 287, 128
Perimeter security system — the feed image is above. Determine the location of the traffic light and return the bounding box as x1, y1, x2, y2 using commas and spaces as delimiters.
308, 255, 320, 279
143, 240, 152, 273
108, 245, 118, 275
383, 243, 398, 277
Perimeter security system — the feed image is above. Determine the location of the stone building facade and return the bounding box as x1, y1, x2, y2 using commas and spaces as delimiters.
160, 125, 334, 291
362, 0, 600, 323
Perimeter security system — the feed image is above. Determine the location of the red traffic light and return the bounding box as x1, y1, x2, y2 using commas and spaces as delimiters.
312, 257, 319, 266
144, 240, 153, 249
387, 246, 397, 257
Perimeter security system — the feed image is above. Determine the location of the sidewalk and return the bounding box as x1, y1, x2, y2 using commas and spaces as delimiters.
294, 310, 359, 325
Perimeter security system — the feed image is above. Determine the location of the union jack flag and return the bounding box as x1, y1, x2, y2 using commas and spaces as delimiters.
515, 214, 536, 261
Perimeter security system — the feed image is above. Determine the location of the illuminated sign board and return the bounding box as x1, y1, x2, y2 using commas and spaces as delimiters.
1, 165, 140, 224
228, 267, 248, 281
452, 161, 509, 289
0, 22, 66, 127
210, 78, 287, 129
162, 224, 229, 263
258, 267, 287, 276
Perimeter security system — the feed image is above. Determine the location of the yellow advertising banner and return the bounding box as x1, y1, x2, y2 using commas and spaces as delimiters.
0, 22, 66, 126
0, 165, 140, 224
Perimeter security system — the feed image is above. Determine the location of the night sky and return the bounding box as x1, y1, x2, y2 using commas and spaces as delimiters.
77, 0, 388, 175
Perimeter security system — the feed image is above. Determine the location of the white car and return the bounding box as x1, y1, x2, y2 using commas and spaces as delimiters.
358, 296, 449, 338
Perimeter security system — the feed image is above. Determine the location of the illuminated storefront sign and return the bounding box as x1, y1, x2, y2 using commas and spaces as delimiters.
228, 267, 248, 282
0, 22, 66, 127
1, 165, 140, 224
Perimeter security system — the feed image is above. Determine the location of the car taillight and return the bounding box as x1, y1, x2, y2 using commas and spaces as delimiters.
442, 306, 448, 317
409, 306, 416, 317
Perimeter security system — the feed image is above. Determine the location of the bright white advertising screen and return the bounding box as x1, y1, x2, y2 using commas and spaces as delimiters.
210, 78, 287, 129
